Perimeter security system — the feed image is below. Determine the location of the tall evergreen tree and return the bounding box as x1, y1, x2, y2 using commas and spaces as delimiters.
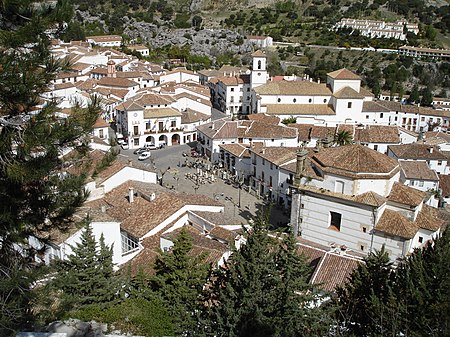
54, 222, 118, 309
336, 231, 450, 336
0, 1, 99, 333
151, 227, 211, 335
198, 214, 332, 337
335, 246, 401, 336
395, 229, 450, 336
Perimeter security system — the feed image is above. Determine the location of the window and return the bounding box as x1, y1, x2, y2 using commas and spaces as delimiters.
99, 129, 104, 139
308, 98, 312, 103
323, 99, 327, 103
362, 227, 367, 233
347, 102, 352, 108
438, 160, 442, 166
360, 245, 365, 251
418, 236, 423, 243
133, 125, 139, 136
270, 163, 273, 170
366, 115, 369, 119
171, 121, 176, 127
277, 98, 281, 103
293, 98, 297, 103
374, 145, 378, 151
335, 180, 344, 193
134, 138, 139, 146
380, 113, 384, 118
329, 211, 342, 231
418, 181, 424, 187
231, 88, 234, 92
262, 158, 265, 165
258, 60, 262, 70
301, 203, 304, 209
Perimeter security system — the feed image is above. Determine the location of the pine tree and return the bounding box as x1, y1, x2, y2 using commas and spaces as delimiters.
151, 227, 211, 335
54, 222, 117, 309
198, 214, 332, 337
0, 1, 99, 332
335, 246, 401, 336
395, 229, 450, 336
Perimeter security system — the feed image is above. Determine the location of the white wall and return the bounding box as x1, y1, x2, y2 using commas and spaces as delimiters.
101, 167, 158, 194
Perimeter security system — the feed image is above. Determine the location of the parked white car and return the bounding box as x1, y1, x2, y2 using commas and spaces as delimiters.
138, 151, 151, 160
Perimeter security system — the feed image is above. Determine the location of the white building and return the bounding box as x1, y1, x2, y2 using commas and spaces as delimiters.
86, 35, 123, 47
387, 144, 449, 175
196, 119, 298, 161
246, 35, 273, 48
290, 144, 445, 261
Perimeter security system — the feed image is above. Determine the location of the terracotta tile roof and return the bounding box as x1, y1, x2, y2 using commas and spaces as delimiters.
281, 157, 323, 181
289, 124, 336, 142
362, 100, 391, 112
312, 144, 399, 178
93, 117, 109, 128
97, 77, 138, 88
56, 71, 79, 79
415, 204, 445, 232
300, 185, 386, 207
251, 50, 267, 57
254, 81, 332, 96
333, 86, 365, 99
144, 107, 182, 118
399, 160, 439, 181
310, 252, 362, 292
95, 160, 127, 184
296, 237, 363, 292
376, 209, 417, 238
265, 104, 335, 115
375, 101, 450, 118
252, 146, 297, 166
219, 143, 250, 158
181, 109, 210, 124
440, 175, 450, 197
208, 226, 239, 243
387, 182, 427, 207
218, 75, 249, 86
91, 67, 108, 75
71, 62, 91, 71
327, 68, 361, 80
245, 121, 297, 139
54, 82, 75, 90
75, 79, 98, 91
189, 211, 242, 226
102, 181, 221, 238
388, 144, 447, 160
354, 125, 400, 144
354, 191, 387, 207
423, 131, 450, 144
246, 113, 280, 125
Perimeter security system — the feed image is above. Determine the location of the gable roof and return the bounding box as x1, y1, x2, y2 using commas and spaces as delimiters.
399, 160, 439, 181
327, 68, 361, 80
388, 144, 447, 160
354, 125, 400, 144
387, 182, 427, 207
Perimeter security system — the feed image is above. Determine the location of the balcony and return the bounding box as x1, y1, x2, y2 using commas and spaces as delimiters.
286, 178, 294, 185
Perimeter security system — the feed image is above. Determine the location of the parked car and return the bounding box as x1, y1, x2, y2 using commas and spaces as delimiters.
133, 147, 149, 155
144, 143, 158, 150
121, 143, 129, 150
138, 151, 151, 160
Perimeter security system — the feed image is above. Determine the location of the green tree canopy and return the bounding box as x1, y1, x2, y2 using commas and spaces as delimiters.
198, 214, 332, 337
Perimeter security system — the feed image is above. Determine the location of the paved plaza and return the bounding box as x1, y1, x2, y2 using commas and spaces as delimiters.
117, 143, 290, 228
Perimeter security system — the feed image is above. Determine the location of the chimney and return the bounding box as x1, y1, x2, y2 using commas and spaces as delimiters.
317, 78, 320, 84
129, 187, 134, 203
294, 147, 309, 188
150, 192, 156, 201
429, 147, 434, 153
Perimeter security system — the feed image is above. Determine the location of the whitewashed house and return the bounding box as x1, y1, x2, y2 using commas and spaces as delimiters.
290, 144, 445, 261
388, 144, 449, 175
